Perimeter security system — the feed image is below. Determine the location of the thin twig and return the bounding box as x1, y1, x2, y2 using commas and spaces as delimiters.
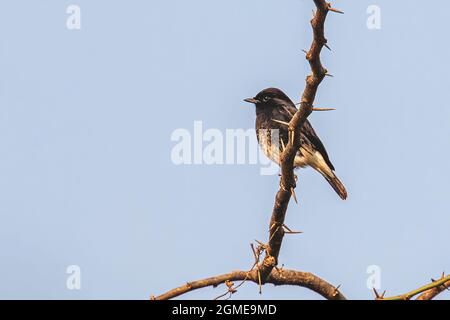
377, 274, 450, 300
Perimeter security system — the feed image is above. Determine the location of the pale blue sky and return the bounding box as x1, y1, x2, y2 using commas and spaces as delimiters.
0, 0, 449, 299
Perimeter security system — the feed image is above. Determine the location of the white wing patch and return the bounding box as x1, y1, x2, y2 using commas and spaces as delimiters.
258, 130, 334, 177
296, 147, 334, 177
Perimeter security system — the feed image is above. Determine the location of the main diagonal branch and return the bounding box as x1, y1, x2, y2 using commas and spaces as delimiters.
153, 0, 345, 300
258, 0, 334, 281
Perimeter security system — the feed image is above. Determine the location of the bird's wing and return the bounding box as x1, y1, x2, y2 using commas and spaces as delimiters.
300, 119, 335, 171
277, 103, 335, 172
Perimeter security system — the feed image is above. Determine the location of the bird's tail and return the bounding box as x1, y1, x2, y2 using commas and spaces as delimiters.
323, 172, 347, 200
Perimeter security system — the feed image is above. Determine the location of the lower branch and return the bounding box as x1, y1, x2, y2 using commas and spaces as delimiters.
153, 269, 346, 300
375, 274, 450, 300
416, 275, 450, 300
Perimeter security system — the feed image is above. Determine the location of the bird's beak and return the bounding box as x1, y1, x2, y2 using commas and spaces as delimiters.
244, 98, 259, 104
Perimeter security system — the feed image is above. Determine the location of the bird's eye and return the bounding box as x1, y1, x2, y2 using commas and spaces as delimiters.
263, 95, 271, 102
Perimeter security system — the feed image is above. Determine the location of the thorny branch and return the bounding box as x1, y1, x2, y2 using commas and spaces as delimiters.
153, 268, 345, 300
373, 273, 450, 301
152, 0, 449, 301
257, 0, 334, 283
416, 274, 450, 300
154, 0, 345, 300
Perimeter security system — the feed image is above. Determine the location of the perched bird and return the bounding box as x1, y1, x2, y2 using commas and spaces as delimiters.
245, 88, 347, 200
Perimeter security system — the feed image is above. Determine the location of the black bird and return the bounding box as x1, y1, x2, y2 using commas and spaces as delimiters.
245, 88, 347, 200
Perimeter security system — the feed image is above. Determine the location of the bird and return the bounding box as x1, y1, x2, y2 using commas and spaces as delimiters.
244, 88, 347, 200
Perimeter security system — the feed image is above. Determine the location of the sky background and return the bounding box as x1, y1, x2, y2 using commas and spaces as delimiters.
0, 0, 449, 300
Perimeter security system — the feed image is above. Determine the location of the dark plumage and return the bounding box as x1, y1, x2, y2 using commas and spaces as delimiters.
245, 88, 347, 200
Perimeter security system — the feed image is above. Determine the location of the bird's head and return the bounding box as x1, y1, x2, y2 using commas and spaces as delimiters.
244, 88, 293, 110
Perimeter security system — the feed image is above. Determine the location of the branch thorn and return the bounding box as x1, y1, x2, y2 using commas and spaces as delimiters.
271, 119, 290, 127
257, 269, 263, 294
283, 224, 303, 234
290, 187, 298, 204
312, 107, 336, 112
333, 284, 341, 297
328, 6, 344, 14
288, 128, 295, 145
